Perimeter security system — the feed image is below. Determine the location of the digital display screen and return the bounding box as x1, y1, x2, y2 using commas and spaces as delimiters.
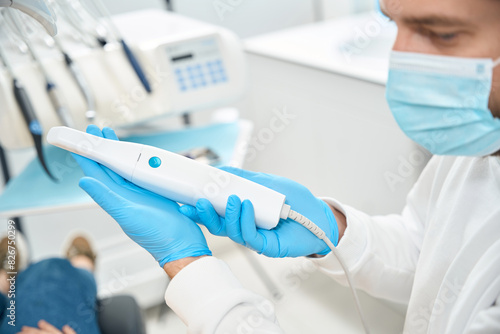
171, 54, 193, 62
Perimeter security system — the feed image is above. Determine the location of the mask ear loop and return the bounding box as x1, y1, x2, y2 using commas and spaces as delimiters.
494, 58, 500, 67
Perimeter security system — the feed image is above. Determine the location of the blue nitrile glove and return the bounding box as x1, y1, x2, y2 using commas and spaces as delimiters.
72, 125, 211, 267
179, 167, 339, 257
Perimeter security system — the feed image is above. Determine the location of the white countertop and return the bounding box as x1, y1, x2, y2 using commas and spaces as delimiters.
244, 12, 397, 85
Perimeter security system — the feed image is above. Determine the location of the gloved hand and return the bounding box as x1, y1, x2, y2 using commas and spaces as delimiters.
180, 167, 339, 257
72, 125, 211, 267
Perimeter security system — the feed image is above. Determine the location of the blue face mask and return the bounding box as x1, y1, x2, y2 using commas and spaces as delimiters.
386, 51, 500, 156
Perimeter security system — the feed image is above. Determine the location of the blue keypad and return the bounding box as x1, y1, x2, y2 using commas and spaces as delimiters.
174, 59, 228, 93
175, 68, 187, 91
206, 60, 227, 84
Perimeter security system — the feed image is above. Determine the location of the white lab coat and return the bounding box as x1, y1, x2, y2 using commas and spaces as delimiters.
165, 155, 500, 333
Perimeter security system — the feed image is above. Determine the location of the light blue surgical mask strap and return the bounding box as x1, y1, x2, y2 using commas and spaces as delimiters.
494, 57, 500, 68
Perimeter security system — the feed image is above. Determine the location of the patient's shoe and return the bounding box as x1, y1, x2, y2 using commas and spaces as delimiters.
0, 229, 29, 293
64, 234, 97, 272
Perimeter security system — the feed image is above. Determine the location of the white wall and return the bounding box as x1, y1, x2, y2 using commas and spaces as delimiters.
101, 0, 165, 14
101, 0, 316, 38
100, 0, 375, 38
172, 0, 316, 38
321, 0, 375, 19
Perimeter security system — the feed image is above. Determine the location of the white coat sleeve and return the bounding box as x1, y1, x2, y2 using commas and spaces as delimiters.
467, 294, 500, 334
165, 256, 284, 334
310, 157, 441, 304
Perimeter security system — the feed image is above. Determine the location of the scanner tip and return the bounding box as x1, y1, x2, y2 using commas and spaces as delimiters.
46, 126, 64, 146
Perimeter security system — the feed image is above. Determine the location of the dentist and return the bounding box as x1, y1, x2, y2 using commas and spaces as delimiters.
75, 0, 500, 333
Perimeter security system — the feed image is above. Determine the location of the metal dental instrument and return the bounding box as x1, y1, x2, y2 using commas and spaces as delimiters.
52, 35, 97, 121
88, 0, 153, 93
1, 15, 29, 52
21, 15, 55, 47
67, 0, 109, 45
7, 10, 75, 128
0, 144, 24, 232
46, 0, 97, 48
56, 0, 108, 48
0, 0, 57, 36
0, 38, 56, 180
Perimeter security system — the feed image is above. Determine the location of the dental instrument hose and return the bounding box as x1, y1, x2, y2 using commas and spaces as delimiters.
287, 208, 371, 334
56, 40, 97, 122
0, 29, 56, 181
89, 0, 153, 93
0, 144, 24, 233
7, 10, 75, 128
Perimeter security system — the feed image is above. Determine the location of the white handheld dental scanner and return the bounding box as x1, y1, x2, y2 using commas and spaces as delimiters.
0, 0, 57, 35
47, 126, 290, 230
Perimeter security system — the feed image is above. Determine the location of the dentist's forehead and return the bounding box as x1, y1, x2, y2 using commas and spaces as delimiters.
380, 0, 490, 17
379, 0, 494, 23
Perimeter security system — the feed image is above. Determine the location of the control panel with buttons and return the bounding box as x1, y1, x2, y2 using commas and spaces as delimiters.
166, 37, 228, 93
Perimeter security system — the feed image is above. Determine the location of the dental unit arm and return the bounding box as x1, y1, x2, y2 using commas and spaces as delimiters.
0, 0, 57, 36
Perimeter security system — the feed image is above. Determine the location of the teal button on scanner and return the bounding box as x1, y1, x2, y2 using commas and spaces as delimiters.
148, 156, 162, 168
